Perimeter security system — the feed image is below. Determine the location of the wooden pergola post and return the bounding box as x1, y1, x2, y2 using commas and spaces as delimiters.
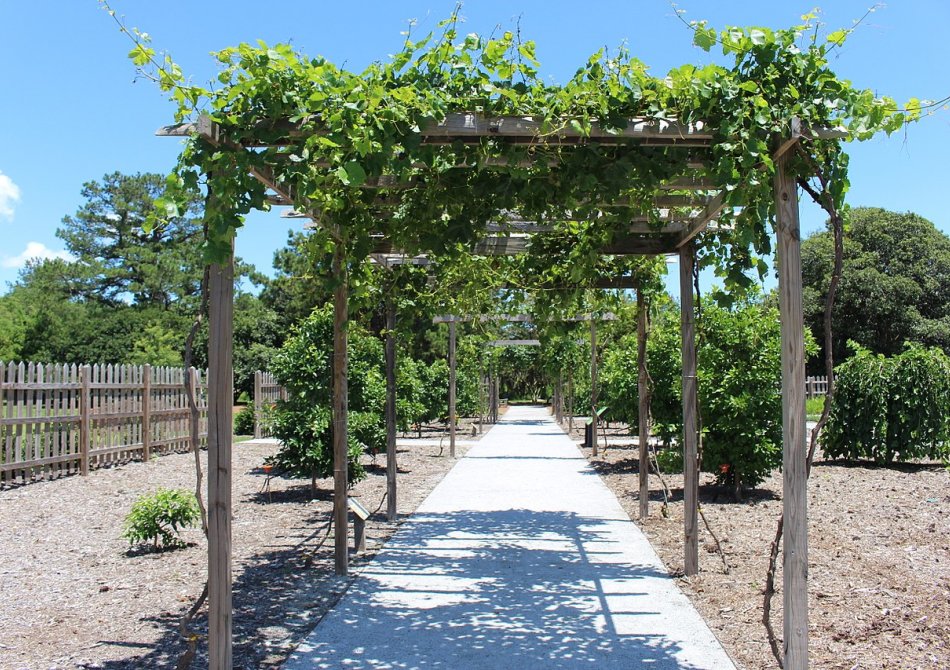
332, 243, 349, 576
207, 240, 235, 670
477, 370, 485, 434
636, 286, 650, 519
556, 374, 563, 422
679, 241, 699, 576
385, 294, 397, 522
590, 320, 598, 456
448, 319, 457, 458
568, 371, 574, 433
775, 147, 809, 669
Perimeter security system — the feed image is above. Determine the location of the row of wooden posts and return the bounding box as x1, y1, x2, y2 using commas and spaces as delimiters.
0, 362, 208, 485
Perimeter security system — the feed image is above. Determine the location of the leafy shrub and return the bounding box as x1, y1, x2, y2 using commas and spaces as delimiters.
697, 297, 787, 490
123, 488, 200, 551
233, 405, 256, 436
266, 307, 380, 489
598, 310, 682, 446
455, 335, 482, 416
396, 356, 427, 432
600, 338, 638, 425
603, 294, 791, 489
654, 447, 684, 473
822, 343, 950, 463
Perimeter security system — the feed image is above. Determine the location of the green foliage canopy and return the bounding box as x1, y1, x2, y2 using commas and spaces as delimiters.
266, 306, 385, 486
822, 343, 950, 463
802, 207, 950, 368
126, 12, 912, 294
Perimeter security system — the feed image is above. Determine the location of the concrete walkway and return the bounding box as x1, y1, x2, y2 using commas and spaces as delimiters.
285, 406, 736, 670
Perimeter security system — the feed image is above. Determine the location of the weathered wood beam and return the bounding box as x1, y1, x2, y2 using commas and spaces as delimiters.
466, 235, 682, 256
422, 113, 714, 145
433, 313, 618, 324
775, 145, 809, 670
448, 319, 457, 458
158, 115, 844, 148
385, 294, 397, 522
773, 117, 804, 162
487, 219, 705, 235
369, 253, 431, 268
675, 192, 728, 248
207, 239, 235, 670
497, 276, 652, 290
637, 285, 650, 520
680, 240, 699, 576
331, 243, 349, 576
590, 320, 599, 457
487, 339, 542, 346
659, 175, 716, 191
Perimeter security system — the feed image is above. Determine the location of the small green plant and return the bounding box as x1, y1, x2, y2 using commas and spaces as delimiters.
654, 447, 684, 473
123, 488, 200, 551
233, 404, 256, 436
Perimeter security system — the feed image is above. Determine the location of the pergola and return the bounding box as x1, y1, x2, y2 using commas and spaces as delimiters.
160, 111, 841, 669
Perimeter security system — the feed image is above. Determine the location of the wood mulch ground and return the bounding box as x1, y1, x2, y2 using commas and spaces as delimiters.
0, 419, 485, 670
577, 426, 950, 669
5, 408, 946, 669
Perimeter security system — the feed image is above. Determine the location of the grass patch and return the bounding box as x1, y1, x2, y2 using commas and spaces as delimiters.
806, 396, 826, 422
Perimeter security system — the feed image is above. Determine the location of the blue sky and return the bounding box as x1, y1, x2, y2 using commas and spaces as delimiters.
1, 1, 948, 294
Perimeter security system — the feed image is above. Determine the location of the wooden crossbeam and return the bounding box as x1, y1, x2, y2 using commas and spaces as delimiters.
675, 191, 728, 248
487, 218, 697, 234
488, 339, 542, 346
157, 113, 844, 161
433, 313, 617, 324
373, 232, 681, 257
421, 115, 713, 147
369, 253, 431, 268
157, 113, 714, 146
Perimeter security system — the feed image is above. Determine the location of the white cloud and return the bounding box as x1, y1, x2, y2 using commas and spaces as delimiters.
0, 170, 21, 221
1, 242, 75, 269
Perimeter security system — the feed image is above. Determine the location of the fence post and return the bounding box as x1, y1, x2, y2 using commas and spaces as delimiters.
79, 365, 91, 476
253, 370, 262, 440
142, 364, 152, 462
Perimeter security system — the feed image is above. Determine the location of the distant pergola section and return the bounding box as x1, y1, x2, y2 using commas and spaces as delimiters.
160, 111, 842, 670
432, 312, 617, 458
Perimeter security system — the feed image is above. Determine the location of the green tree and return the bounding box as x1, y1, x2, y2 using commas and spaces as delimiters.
130, 322, 184, 367
802, 207, 950, 370
57, 172, 205, 309
2, 173, 273, 371
604, 291, 791, 490
260, 230, 333, 330
266, 307, 383, 490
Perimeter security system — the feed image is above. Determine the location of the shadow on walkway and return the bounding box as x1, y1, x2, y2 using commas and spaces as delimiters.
289, 509, 712, 669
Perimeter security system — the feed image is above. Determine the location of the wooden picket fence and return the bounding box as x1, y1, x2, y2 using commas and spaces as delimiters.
253, 370, 286, 439
805, 375, 829, 399
0, 361, 208, 486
